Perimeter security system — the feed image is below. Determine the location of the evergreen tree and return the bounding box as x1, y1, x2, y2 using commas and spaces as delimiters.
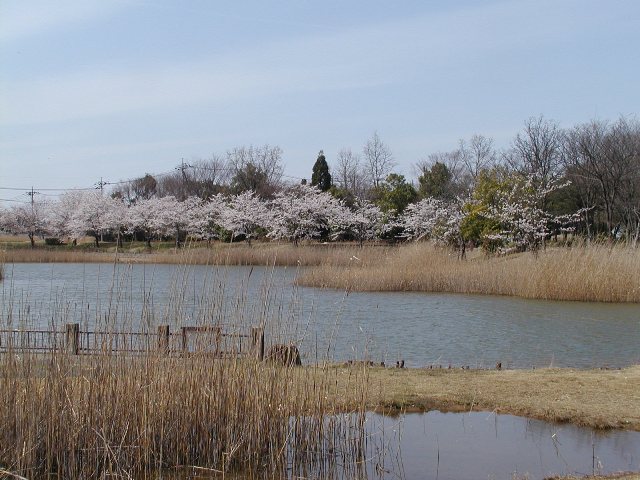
418, 162, 453, 199
311, 150, 332, 192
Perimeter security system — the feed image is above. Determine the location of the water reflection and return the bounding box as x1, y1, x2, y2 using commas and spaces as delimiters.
157, 412, 640, 480
395, 411, 639, 480
2, 263, 640, 368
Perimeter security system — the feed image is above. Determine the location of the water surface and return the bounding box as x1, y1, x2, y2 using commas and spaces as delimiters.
2, 263, 639, 368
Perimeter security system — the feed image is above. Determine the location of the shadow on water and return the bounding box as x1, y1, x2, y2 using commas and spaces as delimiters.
159, 412, 640, 480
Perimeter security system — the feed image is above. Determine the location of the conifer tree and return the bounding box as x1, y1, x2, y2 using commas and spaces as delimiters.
311, 150, 332, 192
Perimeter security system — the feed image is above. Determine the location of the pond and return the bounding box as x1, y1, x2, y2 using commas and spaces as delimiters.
384, 411, 640, 480
2, 263, 639, 368
164, 411, 640, 480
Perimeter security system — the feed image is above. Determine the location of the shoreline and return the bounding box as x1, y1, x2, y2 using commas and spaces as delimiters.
2, 242, 639, 303
327, 365, 640, 431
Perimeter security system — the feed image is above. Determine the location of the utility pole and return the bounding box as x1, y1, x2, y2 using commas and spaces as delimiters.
95, 177, 108, 195
26, 186, 39, 206
176, 158, 192, 201
176, 158, 191, 182
25, 187, 40, 247
94, 178, 108, 242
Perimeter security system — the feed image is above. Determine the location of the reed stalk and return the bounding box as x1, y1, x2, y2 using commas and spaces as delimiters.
0, 260, 375, 479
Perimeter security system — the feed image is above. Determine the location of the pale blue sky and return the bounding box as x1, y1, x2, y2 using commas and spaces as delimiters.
1, 0, 639, 203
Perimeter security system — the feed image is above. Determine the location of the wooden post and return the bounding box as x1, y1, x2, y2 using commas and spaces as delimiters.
157, 325, 170, 355
251, 327, 264, 361
215, 326, 222, 357
181, 327, 188, 354
65, 323, 79, 355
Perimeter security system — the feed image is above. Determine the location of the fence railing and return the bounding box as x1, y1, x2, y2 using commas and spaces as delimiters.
0, 323, 265, 360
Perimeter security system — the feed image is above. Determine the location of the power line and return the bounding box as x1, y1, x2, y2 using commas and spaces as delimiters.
0, 160, 305, 196
0, 186, 95, 191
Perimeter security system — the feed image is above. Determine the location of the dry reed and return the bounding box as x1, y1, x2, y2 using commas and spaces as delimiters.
298, 243, 640, 303
1, 241, 384, 268
0, 263, 376, 479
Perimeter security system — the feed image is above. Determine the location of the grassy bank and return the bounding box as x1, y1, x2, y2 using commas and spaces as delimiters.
298, 243, 640, 303
326, 364, 640, 430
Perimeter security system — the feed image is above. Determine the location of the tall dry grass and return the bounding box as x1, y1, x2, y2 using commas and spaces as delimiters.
0, 263, 376, 479
0, 352, 372, 479
298, 243, 640, 303
1, 242, 386, 267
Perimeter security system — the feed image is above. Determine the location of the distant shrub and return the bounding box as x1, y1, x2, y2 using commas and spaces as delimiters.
44, 237, 64, 246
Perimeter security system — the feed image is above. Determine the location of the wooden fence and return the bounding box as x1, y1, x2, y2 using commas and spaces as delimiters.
0, 323, 265, 360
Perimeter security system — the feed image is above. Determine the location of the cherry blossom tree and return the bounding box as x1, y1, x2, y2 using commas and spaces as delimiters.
267, 185, 346, 245
47, 191, 84, 242
103, 196, 130, 247
127, 197, 159, 247
147, 196, 201, 248
218, 191, 269, 244
400, 197, 446, 241
189, 193, 227, 243
64, 191, 116, 247
2, 200, 49, 247
485, 173, 579, 253
399, 197, 467, 257
334, 200, 383, 246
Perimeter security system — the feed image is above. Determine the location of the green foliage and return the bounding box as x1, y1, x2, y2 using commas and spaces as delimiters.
418, 162, 453, 199
311, 151, 332, 192
546, 178, 582, 216
459, 203, 501, 251
231, 163, 269, 196
329, 185, 356, 207
373, 173, 418, 214
44, 237, 63, 246
460, 167, 514, 248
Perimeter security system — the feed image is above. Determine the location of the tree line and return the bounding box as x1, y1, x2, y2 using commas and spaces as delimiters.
1, 115, 639, 252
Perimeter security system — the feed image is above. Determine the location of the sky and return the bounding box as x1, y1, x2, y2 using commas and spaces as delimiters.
1, 0, 639, 205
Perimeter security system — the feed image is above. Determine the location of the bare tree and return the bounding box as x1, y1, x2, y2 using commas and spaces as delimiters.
112, 173, 158, 205
187, 154, 230, 198
227, 144, 284, 197
363, 132, 395, 189
334, 148, 364, 194
563, 117, 640, 238
459, 134, 496, 185
508, 116, 563, 182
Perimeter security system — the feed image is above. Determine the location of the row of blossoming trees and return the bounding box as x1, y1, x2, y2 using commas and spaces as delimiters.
0, 173, 582, 255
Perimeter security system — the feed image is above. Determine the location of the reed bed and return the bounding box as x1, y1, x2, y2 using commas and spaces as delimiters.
1, 242, 386, 267
297, 243, 640, 303
0, 352, 373, 479
0, 262, 379, 479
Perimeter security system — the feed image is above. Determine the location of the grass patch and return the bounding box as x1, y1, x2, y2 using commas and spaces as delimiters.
330, 365, 640, 430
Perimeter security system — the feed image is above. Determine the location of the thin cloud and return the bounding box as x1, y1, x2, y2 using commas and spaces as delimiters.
0, 0, 633, 127
0, 0, 132, 43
